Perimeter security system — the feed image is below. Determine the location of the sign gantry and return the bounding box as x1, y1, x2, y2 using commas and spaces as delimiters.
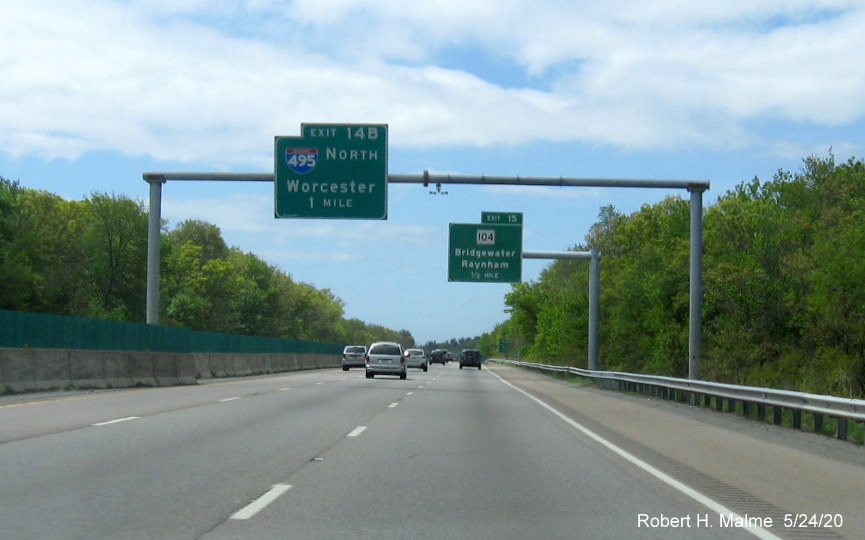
144, 134, 709, 379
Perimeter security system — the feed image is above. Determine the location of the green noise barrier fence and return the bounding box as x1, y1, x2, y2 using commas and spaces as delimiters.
0, 310, 343, 393
0, 309, 342, 354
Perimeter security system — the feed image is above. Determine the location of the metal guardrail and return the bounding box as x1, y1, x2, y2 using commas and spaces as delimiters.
494, 359, 865, 443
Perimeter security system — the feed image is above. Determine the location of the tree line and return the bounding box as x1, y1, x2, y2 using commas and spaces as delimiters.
0, 177, 414, 346
421, 336, 481, 354
478, 155, 865, 398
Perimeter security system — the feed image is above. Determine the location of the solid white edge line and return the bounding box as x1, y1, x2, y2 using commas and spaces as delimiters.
487, 368, 783, 540
230, 484, 292, 520
347, 426, 367, 438
92, 416, 140, 426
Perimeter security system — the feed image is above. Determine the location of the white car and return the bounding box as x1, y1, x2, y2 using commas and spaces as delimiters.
404, 348, 428, 372
342, 345, 367, 371
365, 341, 406, 379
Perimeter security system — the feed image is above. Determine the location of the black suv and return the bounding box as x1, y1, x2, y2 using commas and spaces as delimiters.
459, 349, 482, 369
429, 349, 448, 365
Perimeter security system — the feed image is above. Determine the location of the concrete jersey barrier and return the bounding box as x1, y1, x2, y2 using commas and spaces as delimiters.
0, 348, 340, 394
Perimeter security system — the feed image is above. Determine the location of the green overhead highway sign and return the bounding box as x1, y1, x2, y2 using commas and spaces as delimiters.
275, 123, 388, 219
448, 223, 522, 283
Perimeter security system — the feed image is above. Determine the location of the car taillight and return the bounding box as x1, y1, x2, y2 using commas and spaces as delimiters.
365, 355, 369, 364
400, 356, 405, 364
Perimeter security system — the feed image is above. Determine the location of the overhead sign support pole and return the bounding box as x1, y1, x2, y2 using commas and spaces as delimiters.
688, 186, 704, 381
589, 247, 600, 372
145, 175, 164, 326
142, 172, 273, 326
523, 249, 601, 371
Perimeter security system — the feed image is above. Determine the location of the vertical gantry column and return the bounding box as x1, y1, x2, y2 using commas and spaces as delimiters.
588, 248, 601, 371
145, 175, 164, 325
688, 186, 705, 380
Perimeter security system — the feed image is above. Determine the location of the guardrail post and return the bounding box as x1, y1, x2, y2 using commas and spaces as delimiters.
837, 417, 848, 440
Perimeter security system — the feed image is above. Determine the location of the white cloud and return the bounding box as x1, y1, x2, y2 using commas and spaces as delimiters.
162, 193, 275, 232
163, 191, 438, 248
1, 0, 863, 166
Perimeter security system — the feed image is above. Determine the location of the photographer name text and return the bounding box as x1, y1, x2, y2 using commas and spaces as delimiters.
637, 512, 843, 529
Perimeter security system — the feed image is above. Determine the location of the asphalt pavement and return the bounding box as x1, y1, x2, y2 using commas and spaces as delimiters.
0, 362, 860, 539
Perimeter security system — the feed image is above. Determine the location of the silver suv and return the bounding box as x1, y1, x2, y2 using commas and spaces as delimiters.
365, 341, 406, 379
342, 345, 367, 371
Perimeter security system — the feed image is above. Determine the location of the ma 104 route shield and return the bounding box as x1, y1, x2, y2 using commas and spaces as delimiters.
275, 123, 388, 219
448, 223, 522, 283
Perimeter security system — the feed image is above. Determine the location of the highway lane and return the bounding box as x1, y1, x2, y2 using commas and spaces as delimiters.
0, 370, 360, 443
202, 364, 755, 540
0, 369, 408, 539
0, 363, 859, 539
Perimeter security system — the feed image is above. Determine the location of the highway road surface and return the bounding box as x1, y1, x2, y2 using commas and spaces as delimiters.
0, 362, 861, 539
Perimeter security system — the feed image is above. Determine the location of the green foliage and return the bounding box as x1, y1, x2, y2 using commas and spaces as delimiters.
0, 178, 412, 346
475, 318, 525, 359
0, 182, 145, 319
482, 155, 865, 397
531, 258, 590, 365
0, 178, 37, 310
422, 335, 481, 355
81, 193, 149, 320
503, 281, 542, 354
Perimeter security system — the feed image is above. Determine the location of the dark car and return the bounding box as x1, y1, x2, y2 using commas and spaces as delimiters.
459, 349, 482, 369
429, 349, 447, 365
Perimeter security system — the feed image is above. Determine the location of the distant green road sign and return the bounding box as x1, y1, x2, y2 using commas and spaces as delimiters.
448, 223, 522, 283
275, 123, 388, 219
481, 211, 523, 225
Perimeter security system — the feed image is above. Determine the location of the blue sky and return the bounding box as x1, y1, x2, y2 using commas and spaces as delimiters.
2, 1, 864, 345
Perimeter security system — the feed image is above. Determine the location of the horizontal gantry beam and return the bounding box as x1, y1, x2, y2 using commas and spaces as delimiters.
143, 171, 710, 192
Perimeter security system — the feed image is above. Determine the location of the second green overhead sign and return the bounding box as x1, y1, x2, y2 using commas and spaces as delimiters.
448, 222, 522, 283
